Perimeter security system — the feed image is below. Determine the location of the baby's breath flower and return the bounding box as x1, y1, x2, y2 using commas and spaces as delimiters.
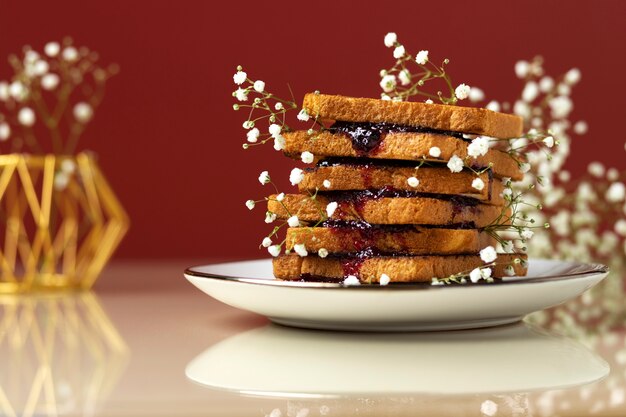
615, 219, 626, 236
0, 122, 10, 141
41, 73, 60, 90
294, 243, 308, 257
606, 182, 626, 202
246, 127, 260, 143
380, 74, 397, 93
415, 50, 429, 65
384, 32, 397, 48
44, 41, 60, 57
245, 200, 255, 210
289, 168, 304, 185
379, 273, 391, 286
269, 123, 282, 137
297, 109, 310, 121
62, 46, 78, 62
343, 275, 361, 286
479, 246, 497, 263
398, 69, 411, 86
234, 88, 248, 101
287, 215, 300, 227
274, 102, 284, 111
548, 95, 573, 118
268, 245, 281, 257
18, 107, 35, 126
469, 268, 482, 283
573, 120, 588, 135
317, 248, 329, 258
447, 155, 464, 173
233, 70, 247, 85
522, 81, 539, 102
424, 99, 433, 104
0, 82, 8, 101
429, 146, 441, 157
301, 151, 314, 164
73, 102, 93, 123
543, 136, 554, 147
519, 163, 531, 173
467, 137, 489, 158
407, 177, 419, 187
469, 87, 485, 102
454, 83, 470, 100
504, 265, 516, 277
253, 80, 265, 92
276, 192, 285, 202
564, 68, 581, 85
485, 100, 500, 112
326, 201, 338, 217
273, 135, 286, 151
472, 178, 485, 191
515, 60, 530, 78
264, 212, 277, 224
262, 237, 273, 247
323, 179, 331, 188
258, 170, 270, 185
393, 45, 405, 59
521, 229, 534, 240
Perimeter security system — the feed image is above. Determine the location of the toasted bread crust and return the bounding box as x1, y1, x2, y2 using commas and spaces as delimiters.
273, 253, 528, 282
303, 94, 523, 139
299, 165, 504, 205
268, 194, 506, 228
286, 226, 497, 255
284, 130, 522, 181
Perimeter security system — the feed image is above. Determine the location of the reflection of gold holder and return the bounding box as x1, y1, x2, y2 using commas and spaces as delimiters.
0, 153, 129, 292
0, 292, 130, 416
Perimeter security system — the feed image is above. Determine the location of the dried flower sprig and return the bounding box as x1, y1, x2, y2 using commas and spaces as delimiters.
232, 65, 318, 151
0, 37, 118, 155
379, 32, 480, 105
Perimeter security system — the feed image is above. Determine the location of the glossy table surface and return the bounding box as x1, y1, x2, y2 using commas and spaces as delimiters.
1, 260, 625, 416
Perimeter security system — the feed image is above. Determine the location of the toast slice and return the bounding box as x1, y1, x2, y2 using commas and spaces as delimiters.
300, 163, 505, 205
303, 93, 523, 139
284, 130, 523, 181
273, 253, 528, 282
268, 193, 507, 228
286, 224, 497, 255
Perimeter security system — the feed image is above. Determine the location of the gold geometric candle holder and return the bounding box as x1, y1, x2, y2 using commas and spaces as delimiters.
0, 153, 129, 293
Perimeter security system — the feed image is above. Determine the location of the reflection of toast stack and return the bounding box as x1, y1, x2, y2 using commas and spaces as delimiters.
269, 93, 528, 283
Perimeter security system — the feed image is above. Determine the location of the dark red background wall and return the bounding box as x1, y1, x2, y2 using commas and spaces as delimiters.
1, 0, 625, 260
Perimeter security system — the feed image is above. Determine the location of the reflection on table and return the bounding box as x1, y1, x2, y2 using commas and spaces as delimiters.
0, 292, 129, 417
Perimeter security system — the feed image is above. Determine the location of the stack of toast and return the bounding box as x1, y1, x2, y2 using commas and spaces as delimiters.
269, 93, 528, 283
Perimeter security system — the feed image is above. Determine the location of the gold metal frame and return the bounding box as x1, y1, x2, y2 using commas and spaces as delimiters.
0, 153, 129, 292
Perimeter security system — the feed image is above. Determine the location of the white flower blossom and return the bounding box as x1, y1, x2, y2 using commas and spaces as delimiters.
606, 182, 625, 202
424, 99, 433, 104
245, 200, 255, 210
384, 32, 397, 47
44, 42, 60, 57
469, 268, 482, 283
301, 151, 314, 164
485, 100, 500, 112
18, 107, 35, 126
564, 68, 581, 85
318, 248, 329, 258
262, 237, 272, 247
429, 146, 441, 158
62, 46, 78, 62
9, 81, 27, 101
265, 212, 277, 224
326, 201, 338, 217
415, 50, 429, 65
480, 246, 497, 263
521, 229, 534, 240
513, 100, 531, 118
294, 243, 308, 257
520, 163, 531, 173
268, 245, 281, 257
73, 102, 93, 123
379, 274, 390, 286
323, 179, 331, 188
258, 170, 270, 184
543, 136, 554, 147
54, 172, 69, 190
549, 96, 573, 118
0, 122, 10, 141
469, 87, 485, 102
522, 81, 539, 102
398, 69, 410, 86
539, 76, 554, 92
252, 80, 265, 92
407, 177, 419, 188
274, 102, 284, 111
233, 70, 247, 85
287, 215, 300, 227
380, 74, 397, 93
467, 137, 489, 158
515, 60, 530, 78
235, 88, 248, 101
588, 162, 605, 178
269, 123, 282, 137
0, 82, 8, 101
343, 275, 361, 286
573, 121, 588, 135
289, 168, 304, 185
273, 135, 285, 151
447, 155, 464, 173
615, 219, 626, 236
481, 400, 498, 416
454, 83, 470, 100
276, 192, 285, 201
472, 178, 485, 191
246, 127, 260, 143
297, 109, 310, 121
41, 73, 60, 90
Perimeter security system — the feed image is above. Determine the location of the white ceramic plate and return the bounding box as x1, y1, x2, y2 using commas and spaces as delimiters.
186, 323, 609, 396
184, 259, 608, 331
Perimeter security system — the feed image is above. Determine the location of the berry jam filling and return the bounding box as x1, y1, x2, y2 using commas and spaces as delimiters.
328, 121, 466, 155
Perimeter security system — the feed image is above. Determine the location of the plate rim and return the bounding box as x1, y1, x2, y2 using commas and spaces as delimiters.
184, 258, 609, 290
